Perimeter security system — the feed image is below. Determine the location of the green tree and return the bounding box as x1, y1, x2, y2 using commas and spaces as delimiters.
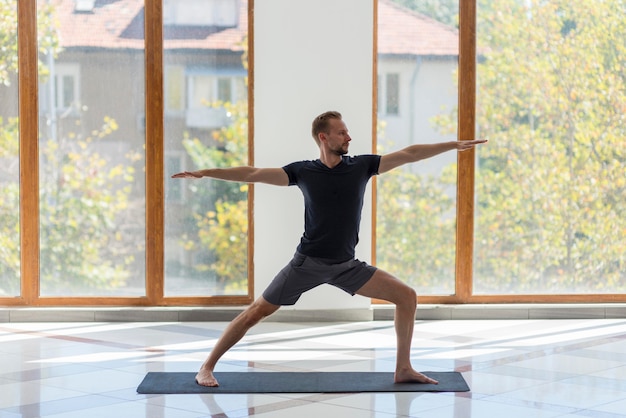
0, 1, 58, 83
471, 0, 626, 292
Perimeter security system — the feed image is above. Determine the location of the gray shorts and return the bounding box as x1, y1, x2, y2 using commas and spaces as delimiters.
262, 252, 377, 306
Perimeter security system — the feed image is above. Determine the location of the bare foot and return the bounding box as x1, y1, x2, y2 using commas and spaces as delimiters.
195, 368, 219, 387
394, 368, 439, 385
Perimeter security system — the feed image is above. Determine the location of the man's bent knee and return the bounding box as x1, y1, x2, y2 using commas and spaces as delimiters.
390, 284, 417, 310
240, 297, 279, 326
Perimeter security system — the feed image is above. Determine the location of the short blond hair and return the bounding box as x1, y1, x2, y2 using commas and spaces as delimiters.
311, 111, 342, 145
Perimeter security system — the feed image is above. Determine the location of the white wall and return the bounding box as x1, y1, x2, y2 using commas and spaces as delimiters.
254, 0, 374, 310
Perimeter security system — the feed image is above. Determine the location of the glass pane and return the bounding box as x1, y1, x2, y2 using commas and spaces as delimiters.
164, 0, 249, 297
474, 0, 626, 294
0, 0, 20, 296
376, 0, 459, 295
38, 1, 146, 296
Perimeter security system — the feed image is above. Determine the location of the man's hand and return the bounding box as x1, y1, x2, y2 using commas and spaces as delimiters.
456, 139, 488, 151
171, 171, 203, 179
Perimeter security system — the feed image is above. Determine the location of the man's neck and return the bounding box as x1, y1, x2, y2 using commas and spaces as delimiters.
319, 152, 343, 169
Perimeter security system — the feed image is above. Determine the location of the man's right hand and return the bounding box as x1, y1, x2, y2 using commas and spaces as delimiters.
171, 171, 202, 179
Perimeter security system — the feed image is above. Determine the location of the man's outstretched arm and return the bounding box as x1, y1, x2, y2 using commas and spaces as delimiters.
378, 139, 487, 174
171, 166, 289, 186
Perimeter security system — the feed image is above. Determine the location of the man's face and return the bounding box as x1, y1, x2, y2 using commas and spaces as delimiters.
324, 119, 352, 155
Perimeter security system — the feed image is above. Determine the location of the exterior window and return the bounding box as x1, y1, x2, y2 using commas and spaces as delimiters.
217, 77, 232, 102
55, 64, 80, 111
376, 75, 382, 113
377, 73, 400, 116
40, 63, 80, 115
59, 75, 74, 108
185, 72, 245, 129
163, 0, 238, 27
385, 73, 400, 115
166, 66, 245, 125
188, 73, 244, 107
189, 74, 214, 109
165, 65, 185, 113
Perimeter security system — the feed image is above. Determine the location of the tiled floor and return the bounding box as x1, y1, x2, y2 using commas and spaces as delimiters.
1, 318, 625, 417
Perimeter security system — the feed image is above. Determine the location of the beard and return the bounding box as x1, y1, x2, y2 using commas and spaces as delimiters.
330, 143, 349, 156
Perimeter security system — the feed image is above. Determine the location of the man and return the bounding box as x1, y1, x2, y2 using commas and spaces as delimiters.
172, 111, 487, 387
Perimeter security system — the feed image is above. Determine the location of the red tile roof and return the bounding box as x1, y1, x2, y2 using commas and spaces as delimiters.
52, 0, 247, 51
51, 0, 457, 56
378, 0, 458, 56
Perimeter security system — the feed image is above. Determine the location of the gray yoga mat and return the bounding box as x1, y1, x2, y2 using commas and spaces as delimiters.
137, 371, 469, 394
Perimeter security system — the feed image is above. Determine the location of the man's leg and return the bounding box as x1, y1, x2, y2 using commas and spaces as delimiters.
355, 270, 438, 384
196, 296, 280, 386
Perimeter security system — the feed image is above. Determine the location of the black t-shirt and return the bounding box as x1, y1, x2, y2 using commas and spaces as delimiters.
282, 155, 381, 261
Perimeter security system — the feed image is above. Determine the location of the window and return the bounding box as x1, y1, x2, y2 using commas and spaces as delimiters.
37, 3, 146, 297
385, 73, 399, 115
185, 71, 246, 129
55, 64, 79, 111
163, 0, 239, 27
187, 72, 245, 107
57, 73, 76, 109
473, 0, 626, 295
217, 78, 232, 102
376, 1, 459, 296
166, 67, 243, 115
163, 2, 249, 298
165, 65, 185, 113
7, 0, 624, 307
166, 66, 246, 128
377, 72, 400, 116
40, 63, 80, 116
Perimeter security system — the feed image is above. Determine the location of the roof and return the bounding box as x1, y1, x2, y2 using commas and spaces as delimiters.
378, 0, 458, 56
52, 0, 248, 51
51, 0, 457, 56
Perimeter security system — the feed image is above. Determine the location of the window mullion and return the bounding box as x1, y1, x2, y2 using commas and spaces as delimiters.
145, 0, 165, 304
18, 0, 40, 304
455, 0, 477, 302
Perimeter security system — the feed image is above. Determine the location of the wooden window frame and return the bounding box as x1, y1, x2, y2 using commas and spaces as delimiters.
9, 0, 254, 306
7, 0, 623, 306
